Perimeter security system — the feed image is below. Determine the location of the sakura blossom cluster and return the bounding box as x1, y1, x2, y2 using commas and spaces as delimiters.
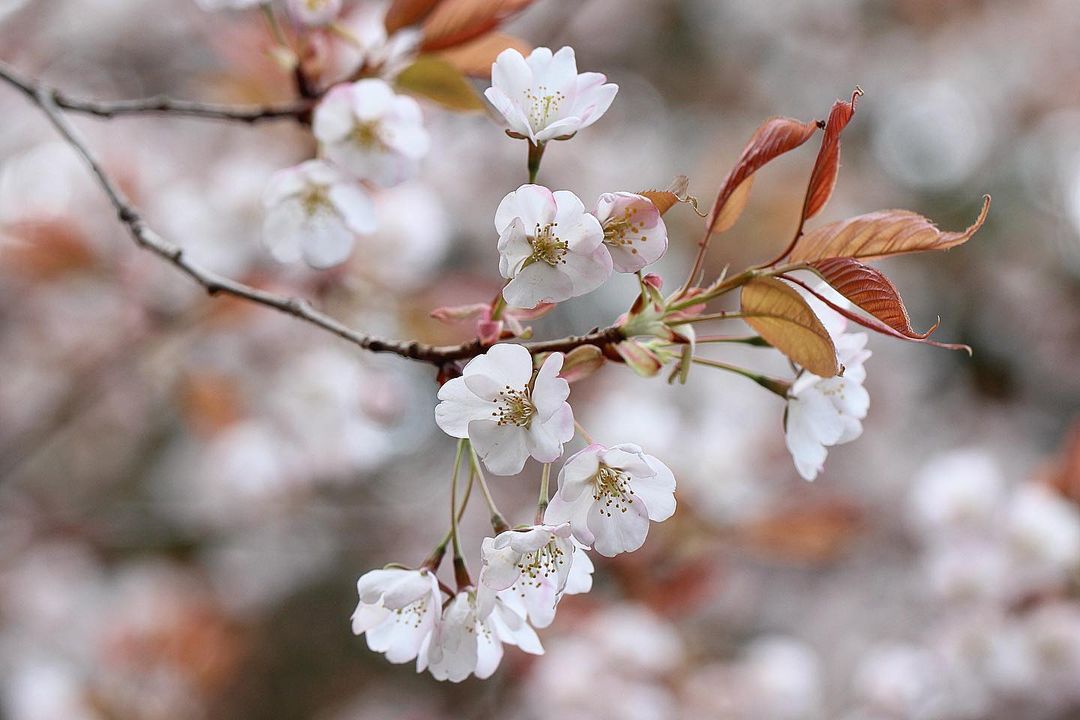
194, 0, 430, 268
349, 45, 687, 682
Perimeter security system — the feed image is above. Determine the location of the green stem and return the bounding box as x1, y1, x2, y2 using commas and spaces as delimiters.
468, 443, 509, 533
449, 441, 472, 593
693, 335, 771, 346
535, 463, 551, 524
668, 311, 746, 326
691, 357, 791, 397
490, 291, 507, 322
527, 141, 545, 184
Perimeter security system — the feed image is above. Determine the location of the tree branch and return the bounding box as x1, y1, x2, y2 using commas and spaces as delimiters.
0, 66, 625, 368
0, 60, 311, 124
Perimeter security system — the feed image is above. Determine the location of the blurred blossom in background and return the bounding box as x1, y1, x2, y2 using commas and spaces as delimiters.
2, 0, 1080, 718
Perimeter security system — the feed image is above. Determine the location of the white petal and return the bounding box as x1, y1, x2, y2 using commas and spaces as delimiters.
470, 420, 530, 476
503, 261, 574, 308
632, 455, 677, 522
587, 495, 650, 557
461, 343, 533, 400
434, 377, 491, 438
350, 78, 395, 120
532, 352, 569, 421
312, 86, 355, 143
564, 544, 594, 595
560, 243, 613, 298
300, 210, 356, 269
528, 404, 573, 463
328, 182, 376, 235
557, 445, 602, 502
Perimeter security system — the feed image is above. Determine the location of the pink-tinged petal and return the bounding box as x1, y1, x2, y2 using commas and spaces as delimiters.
519, 579, 559, 628
558, 212, 604, 254
587, 496, 650, 557
532, 352, 569, 421
552, 189, 587, 228
633, 455, 677, 522
574, 80, 618, 129
435, 377, 492, 438
491, 48, 534, 108
462, 343, 533, 399
535, 117, 583, 143
560, 244, 613, 297
503, 262, 574, 308
498, 184, 557, 232
327, 182, 376, 235
470, 419, 530, 476
602, 444, 656, 479
532, 46, 579, 99
312, 86, 355, 142
545, 493, 595, 547
485, 86, 535, 142
351, 78, 395, 120
598, 192, 668, 272
497, 218, 531, 277
557, 445, 603, 501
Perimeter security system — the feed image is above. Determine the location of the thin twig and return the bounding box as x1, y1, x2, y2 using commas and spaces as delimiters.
0, 66, 626, 368
0, 61, 311, 124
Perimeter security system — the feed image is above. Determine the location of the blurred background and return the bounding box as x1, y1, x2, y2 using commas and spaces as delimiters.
1, 0, 1079, 718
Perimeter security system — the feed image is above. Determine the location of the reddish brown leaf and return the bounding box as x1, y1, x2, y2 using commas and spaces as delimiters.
435, 32, 531, 78
706, 116, 820, 235
639, 175, 689, 216
810, 257, 936, 338
420, 0, 535, 53
802, 87, 861, 222
740, 277, 839, 376
783, 274, 972, 353
788, 195, 991, 263
385, 0, 444, 33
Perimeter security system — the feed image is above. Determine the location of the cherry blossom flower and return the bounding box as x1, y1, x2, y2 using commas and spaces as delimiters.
485, 46, 618, 144
351, 567, 441, 665
495, 184, 612, 308
545, 443, 676, 557
477, 522, 593, 628
286, 0, 341, 26
784, 329, 871, 480
434, 343, 574, 476
783, 292, 872, 480
419, 589, 542, 682
594, 192, 668, 272
262, 159, 375, 269
313, 79, 429, 187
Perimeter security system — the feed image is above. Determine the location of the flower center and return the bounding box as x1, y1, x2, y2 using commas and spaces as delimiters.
527, 222, 568, 266
592, 465, 635, 516
603, 206, 648, 254
524, 85, 565, 130
392, 595, 430, 629
516, 537, 568, 589
493, 386, 535, 427
300, 186, 333, 216
350, 120, 384, 150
